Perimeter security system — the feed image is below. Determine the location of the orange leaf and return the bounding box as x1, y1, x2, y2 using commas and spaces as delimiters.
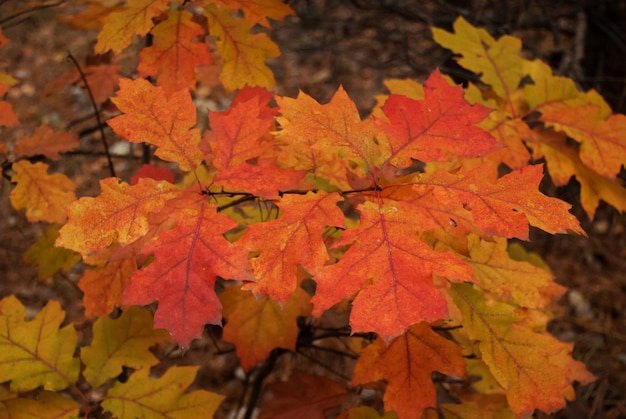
260, 370, 347, 419
353, 323, 466, 419
95, 0, 170, 54
79, 256, 138, 318
539, 104, 626, 178
275, 86, 382, 175
451, 283, 594, 415
0, 72, 19, 127
14, 125, 79, 160
413, 164, 584, 239
10, 160, 76, 224
531, 130, 626, 218
56, 177, 179, 258
311, 201, 473, 341
138, 9, 212, 93
209, 0, 295, 27
242, 191, 345, 302
108, 78, 203, 171
205, 4, 280, 91
374, 70, 499, 168
122, 192, 252, 346
220, 286, 312, 371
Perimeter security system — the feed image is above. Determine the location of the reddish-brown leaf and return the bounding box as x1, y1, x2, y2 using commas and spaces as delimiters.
14, 125, 79, 160
260, 370, 347, 419
44, 63, 121, 104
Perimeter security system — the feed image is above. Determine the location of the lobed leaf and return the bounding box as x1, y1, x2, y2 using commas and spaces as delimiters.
0, 296, 79, 392
108, 78, 203, 171
353, 322, 466, 419
102, 366, 224, 418
10, 160, 76, 224
81, 306, 169, 388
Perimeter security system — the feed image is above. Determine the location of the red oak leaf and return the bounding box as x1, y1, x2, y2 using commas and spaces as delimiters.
374, 69, 500, 168
242, 191, 345, 302
353, 322, 466, 419
122, 192, 252, 346
108, 78, 203, 171
311, 201, 473, 341
138, 9, 212, 94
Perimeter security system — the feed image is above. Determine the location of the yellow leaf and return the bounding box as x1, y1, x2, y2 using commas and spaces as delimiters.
81, 306, 170, 388
432, 17, 529, 106
23, 224, 81, 280
205, 4, 280, 91
0, 296, 80, 392
450, 283, 594, 416
10, 160, 76, 224
465, 234, 565, 309
1, 391, 79, 419
208, 0, 295, 27
102, 366, 225, 418
95, 0, 170, 54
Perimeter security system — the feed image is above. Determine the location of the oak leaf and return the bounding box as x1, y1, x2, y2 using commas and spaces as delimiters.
108, 78, 203, 171
23, 223, 81, 280
209, 0, 295, 27
56, 177, 179, 258
122, 192, 252, 346
450, 283, 594, 415
374, 70, 500, 168
353, 323, 466, 419
138, 9, 212, 93
440, 394, 515, 419
130, 163, 176, 185
431, 16, 529, 106
0, 72, 19, 127
14, 125, 79, 160
0, 296, 80, 392
413, 164, 584, 239
205, 4, 280, 91
0, 391, 80, 419
275, 85, 382, 175
95, 0, 170, 54
530, 130, 626, 218
539, 104, 626, 179
102, 366, 225, 418
44, 63, 121, 105
463, 234, 565, 309
311, 201, 473, 340
10, 160, 76, 224
242, 191, 344, 301
221, 286, 312, 371
260, 370, 347, 419
79, 256, 138, 318
81, 306, 170, 388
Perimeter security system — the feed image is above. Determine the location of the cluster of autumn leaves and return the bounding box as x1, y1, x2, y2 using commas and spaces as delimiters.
2, 1, 625, 418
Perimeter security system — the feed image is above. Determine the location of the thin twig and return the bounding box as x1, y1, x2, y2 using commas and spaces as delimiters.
66, 51, 116, 178
243, 348, 283, 419
0, 0, 65, 25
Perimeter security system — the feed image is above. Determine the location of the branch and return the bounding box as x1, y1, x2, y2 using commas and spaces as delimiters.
66, 52, 116, 178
